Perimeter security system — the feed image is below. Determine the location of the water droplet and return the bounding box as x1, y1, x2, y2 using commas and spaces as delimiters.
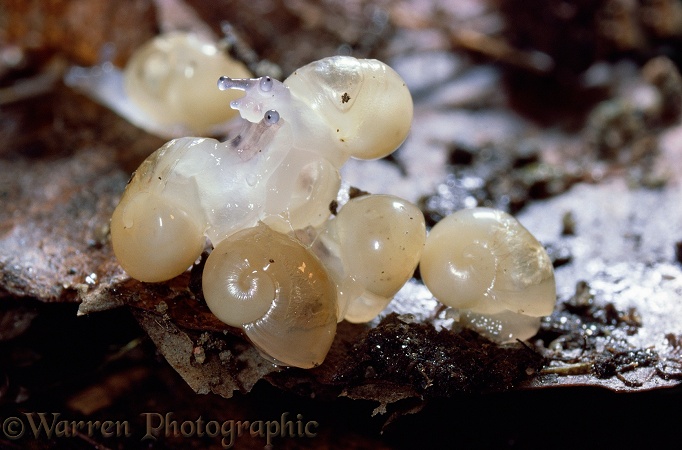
85, 273, 98, 285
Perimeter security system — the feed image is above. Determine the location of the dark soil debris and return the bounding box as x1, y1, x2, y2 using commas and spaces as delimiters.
592, 347, 658, 386
1, 3, 681, 448
337, 314, 546, 396
537, 281, 642, 347
420, 143, 584, 224
530, 280, 668, 388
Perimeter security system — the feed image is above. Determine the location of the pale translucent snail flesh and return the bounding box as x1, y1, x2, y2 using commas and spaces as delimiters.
218, 56, 413, 167
419, 207, 556, 342
112, 56, 414, 283
202, 223, 337, 368
313, 194, 426, 323
110, 110, 340, 281
65, 31, 252, 137
110, 55, 416, 368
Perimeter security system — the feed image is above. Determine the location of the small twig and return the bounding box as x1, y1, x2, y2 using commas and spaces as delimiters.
541, 362, 592, 375
389, 5, 554, 74
449, 28, 554, 74
0, 59, 65, 105
615, 372, 644, 388
219, 22, 282, 79
655, 362, 682, 380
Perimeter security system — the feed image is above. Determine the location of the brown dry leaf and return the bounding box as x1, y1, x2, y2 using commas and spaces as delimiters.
1, 0, 681, 418
67, 366, 151, 415
0, 0, 158, 66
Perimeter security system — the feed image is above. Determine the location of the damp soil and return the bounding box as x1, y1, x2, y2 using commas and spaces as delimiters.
1, 0, 682, 448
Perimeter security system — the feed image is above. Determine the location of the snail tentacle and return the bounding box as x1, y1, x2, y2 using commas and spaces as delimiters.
111, 56, 427, 367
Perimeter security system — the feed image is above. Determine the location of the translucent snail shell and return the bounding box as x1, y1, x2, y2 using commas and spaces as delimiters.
124, 32, 251, 133
284, 57, 414, 161
202, 223, 337, 368
314, 194, 426, 323
64, 31, 252, 137
110, 139, 208, 282
218, 56, 413, 168
419, 207, 556, 342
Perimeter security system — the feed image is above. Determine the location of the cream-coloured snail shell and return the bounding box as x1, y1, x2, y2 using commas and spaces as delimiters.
65, 32, 251, 137
110, 139, 208, 282
284, 57, 413, 161
262, 148, 341, 233
110, 55, 419, 368
218, 56, 413, 167
420, 207, 556, 342
315, 194, 426, 323
202, 223, 337, 368
124, 32, 251, 133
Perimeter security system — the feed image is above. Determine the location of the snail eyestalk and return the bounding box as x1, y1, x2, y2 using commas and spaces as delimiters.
223, 110, 283, 161
111, 56, 423, 368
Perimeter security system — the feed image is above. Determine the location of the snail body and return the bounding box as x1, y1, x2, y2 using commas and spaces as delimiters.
202, 223, 337, 368
419, 207, 556, 342
219, 56, 413, 167
111, 55, 417, 367
65, 32, 251, 137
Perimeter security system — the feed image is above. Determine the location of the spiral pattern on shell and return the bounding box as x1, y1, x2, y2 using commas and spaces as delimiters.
202, 223, 337, 368
419, 207, 556, 342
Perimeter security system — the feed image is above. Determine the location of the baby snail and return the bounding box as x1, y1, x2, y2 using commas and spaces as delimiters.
218, 55, 413, 168
312, 194, 426, 323
202, 223, 338, 368
110, 109, 298, 282
111, 56, 415, 368
420, 207, 556, 342
65, 31, 252, 137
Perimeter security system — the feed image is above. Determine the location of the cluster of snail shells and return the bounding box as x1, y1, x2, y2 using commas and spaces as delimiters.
111, 53, 557, 368
111, 55, 422, 368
